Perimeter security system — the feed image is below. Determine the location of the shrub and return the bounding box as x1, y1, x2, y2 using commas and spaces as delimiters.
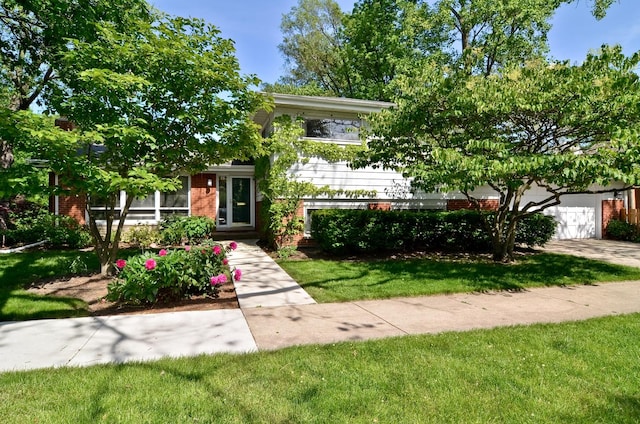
159, 215, 216, 245
107, 241, 241, 305
606, 219, 637, 241
515, 213, 557, 247
311, 209, 556, 254
123, 225, 161, 248
1, 209, 92, 249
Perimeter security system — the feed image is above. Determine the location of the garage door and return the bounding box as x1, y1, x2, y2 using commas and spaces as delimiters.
543, 207, 596, 239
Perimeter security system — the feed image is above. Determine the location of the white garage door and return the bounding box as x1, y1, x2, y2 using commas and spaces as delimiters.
544, 207, 596, 239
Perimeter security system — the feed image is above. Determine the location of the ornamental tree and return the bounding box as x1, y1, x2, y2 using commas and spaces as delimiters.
16, 14, 266, 274
357, 46, 640, 261
0, 0, 150, 168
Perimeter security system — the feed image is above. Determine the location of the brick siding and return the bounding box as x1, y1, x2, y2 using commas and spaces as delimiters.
447, 199, 499, 211
602, 199, 625, 238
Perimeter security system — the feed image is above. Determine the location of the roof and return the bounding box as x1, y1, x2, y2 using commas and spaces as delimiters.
253, 93, 395, 129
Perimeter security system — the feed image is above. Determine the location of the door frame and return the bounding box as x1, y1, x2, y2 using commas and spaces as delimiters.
216, 174, 255, 229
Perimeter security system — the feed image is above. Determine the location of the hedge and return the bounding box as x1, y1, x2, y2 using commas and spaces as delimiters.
310, 209, 556, 254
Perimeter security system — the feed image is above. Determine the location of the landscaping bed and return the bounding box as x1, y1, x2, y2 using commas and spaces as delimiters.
26, 273, 238, 316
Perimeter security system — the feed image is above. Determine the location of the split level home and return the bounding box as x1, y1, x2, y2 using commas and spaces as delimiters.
52, 93, 636, 244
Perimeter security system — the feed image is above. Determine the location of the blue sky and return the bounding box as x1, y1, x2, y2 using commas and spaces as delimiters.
151, 0, 640, 85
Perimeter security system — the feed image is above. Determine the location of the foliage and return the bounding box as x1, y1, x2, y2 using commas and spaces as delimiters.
277, 0, 615, 101
311, 209, 555, 254
2, 314, 640, 422
280, 253, 640, 303
1, 207, 92, 249
159, 215, 216, 246
122, 225, 161, 248
107, 242, 240, 305
605, 219, 638, 241
0, 0, 151, 168
358, 46, 640, 261
278, 0, 347, 91
256, 116, 371, 248
10, 12, 266, 275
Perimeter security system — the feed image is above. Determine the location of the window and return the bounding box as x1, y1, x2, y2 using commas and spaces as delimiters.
304, 118, 361, 141
90, 176, 189, 222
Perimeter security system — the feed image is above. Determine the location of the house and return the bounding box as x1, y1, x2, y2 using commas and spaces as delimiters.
52, 93, 632, 243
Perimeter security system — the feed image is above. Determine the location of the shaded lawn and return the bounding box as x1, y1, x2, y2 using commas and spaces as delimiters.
1, 313, 639, 423
0, 250, 137, 321
279, 253, 640, 302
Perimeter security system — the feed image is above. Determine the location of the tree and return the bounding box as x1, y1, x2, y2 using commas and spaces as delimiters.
358, 46, 640, 261
278, 0, 352, 95
277, 0, 621, 100
341, 0, 442, 101
14, 14, 266, 274
0, 0, 150, 168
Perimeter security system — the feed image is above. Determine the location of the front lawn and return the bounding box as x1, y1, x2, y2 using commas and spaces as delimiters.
1, 313, 639, 423
0, 250, 99, 321
278, 253, 640, 302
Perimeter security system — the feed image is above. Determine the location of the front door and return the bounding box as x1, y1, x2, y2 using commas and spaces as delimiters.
217, 176, 254, 228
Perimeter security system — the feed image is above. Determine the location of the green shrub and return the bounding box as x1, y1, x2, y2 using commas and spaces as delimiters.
107, 241, 241, 305
606, 219, 637, 241
311, 209, 556, 254
123, 225, 161, 248
159, 215, 216, 245
516, 213, 557, 247
1, 210, 92, 249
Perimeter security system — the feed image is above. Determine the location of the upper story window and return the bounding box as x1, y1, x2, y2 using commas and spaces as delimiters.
304, 118, 361, 141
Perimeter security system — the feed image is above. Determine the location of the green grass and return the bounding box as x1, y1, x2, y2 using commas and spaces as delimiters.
0, 250, 99, 321
279, 253, 640, 302
1, 313, 639, 423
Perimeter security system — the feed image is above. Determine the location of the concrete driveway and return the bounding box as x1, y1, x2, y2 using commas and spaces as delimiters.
543, 239, 640, 268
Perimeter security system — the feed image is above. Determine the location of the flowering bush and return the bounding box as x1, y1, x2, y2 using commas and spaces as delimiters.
107, 242, 242, 305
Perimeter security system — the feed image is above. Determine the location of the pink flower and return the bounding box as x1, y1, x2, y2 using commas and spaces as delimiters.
159, 249, 168, 257
234, 268, 242, 281
213, 245, 222, 255
229, 241, 238, 250
184, 245, 191, 252
145, 258, 157, 270
210, 275, 219, 286
115, 259, 126, 269
218, 274, 228, 284
222, 258, 229, 266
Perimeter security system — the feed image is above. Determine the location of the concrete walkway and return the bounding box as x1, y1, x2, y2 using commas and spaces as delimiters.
1, 239, 639, 372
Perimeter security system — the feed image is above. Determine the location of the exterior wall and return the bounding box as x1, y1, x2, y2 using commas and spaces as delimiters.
58, 194, 86, 225
447, 199, 499, 211
190, 173, 216, 219
602, 199, 624, 238
288, 158, 446, 210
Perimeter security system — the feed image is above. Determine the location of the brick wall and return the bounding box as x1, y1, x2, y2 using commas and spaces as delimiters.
58, 194, 87, 225
602, 199, 624, 238
190, 173, 216, 219
447, 199, 499, 211
368, 202, 392, 211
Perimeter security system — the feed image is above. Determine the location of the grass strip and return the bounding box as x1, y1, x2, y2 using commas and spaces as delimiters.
279, 253, 640, 302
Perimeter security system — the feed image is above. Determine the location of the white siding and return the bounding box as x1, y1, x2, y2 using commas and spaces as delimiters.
288, 158, 446, 209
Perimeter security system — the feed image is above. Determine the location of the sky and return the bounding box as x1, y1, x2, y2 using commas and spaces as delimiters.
150, 0, 640, 86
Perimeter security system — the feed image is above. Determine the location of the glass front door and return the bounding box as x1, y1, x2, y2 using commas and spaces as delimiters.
217, 176, 253, 228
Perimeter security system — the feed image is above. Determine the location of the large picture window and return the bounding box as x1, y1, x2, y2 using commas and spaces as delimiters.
90, 176, 190, 222
304, 118, 361, 141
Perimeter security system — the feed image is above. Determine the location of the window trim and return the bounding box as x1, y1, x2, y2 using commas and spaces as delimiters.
89, 176, 191, 224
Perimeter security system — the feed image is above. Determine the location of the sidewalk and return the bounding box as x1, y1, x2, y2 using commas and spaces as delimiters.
1, 240, 639, 372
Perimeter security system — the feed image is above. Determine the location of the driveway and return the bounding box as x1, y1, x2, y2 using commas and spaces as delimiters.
542, 239, 640, 268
